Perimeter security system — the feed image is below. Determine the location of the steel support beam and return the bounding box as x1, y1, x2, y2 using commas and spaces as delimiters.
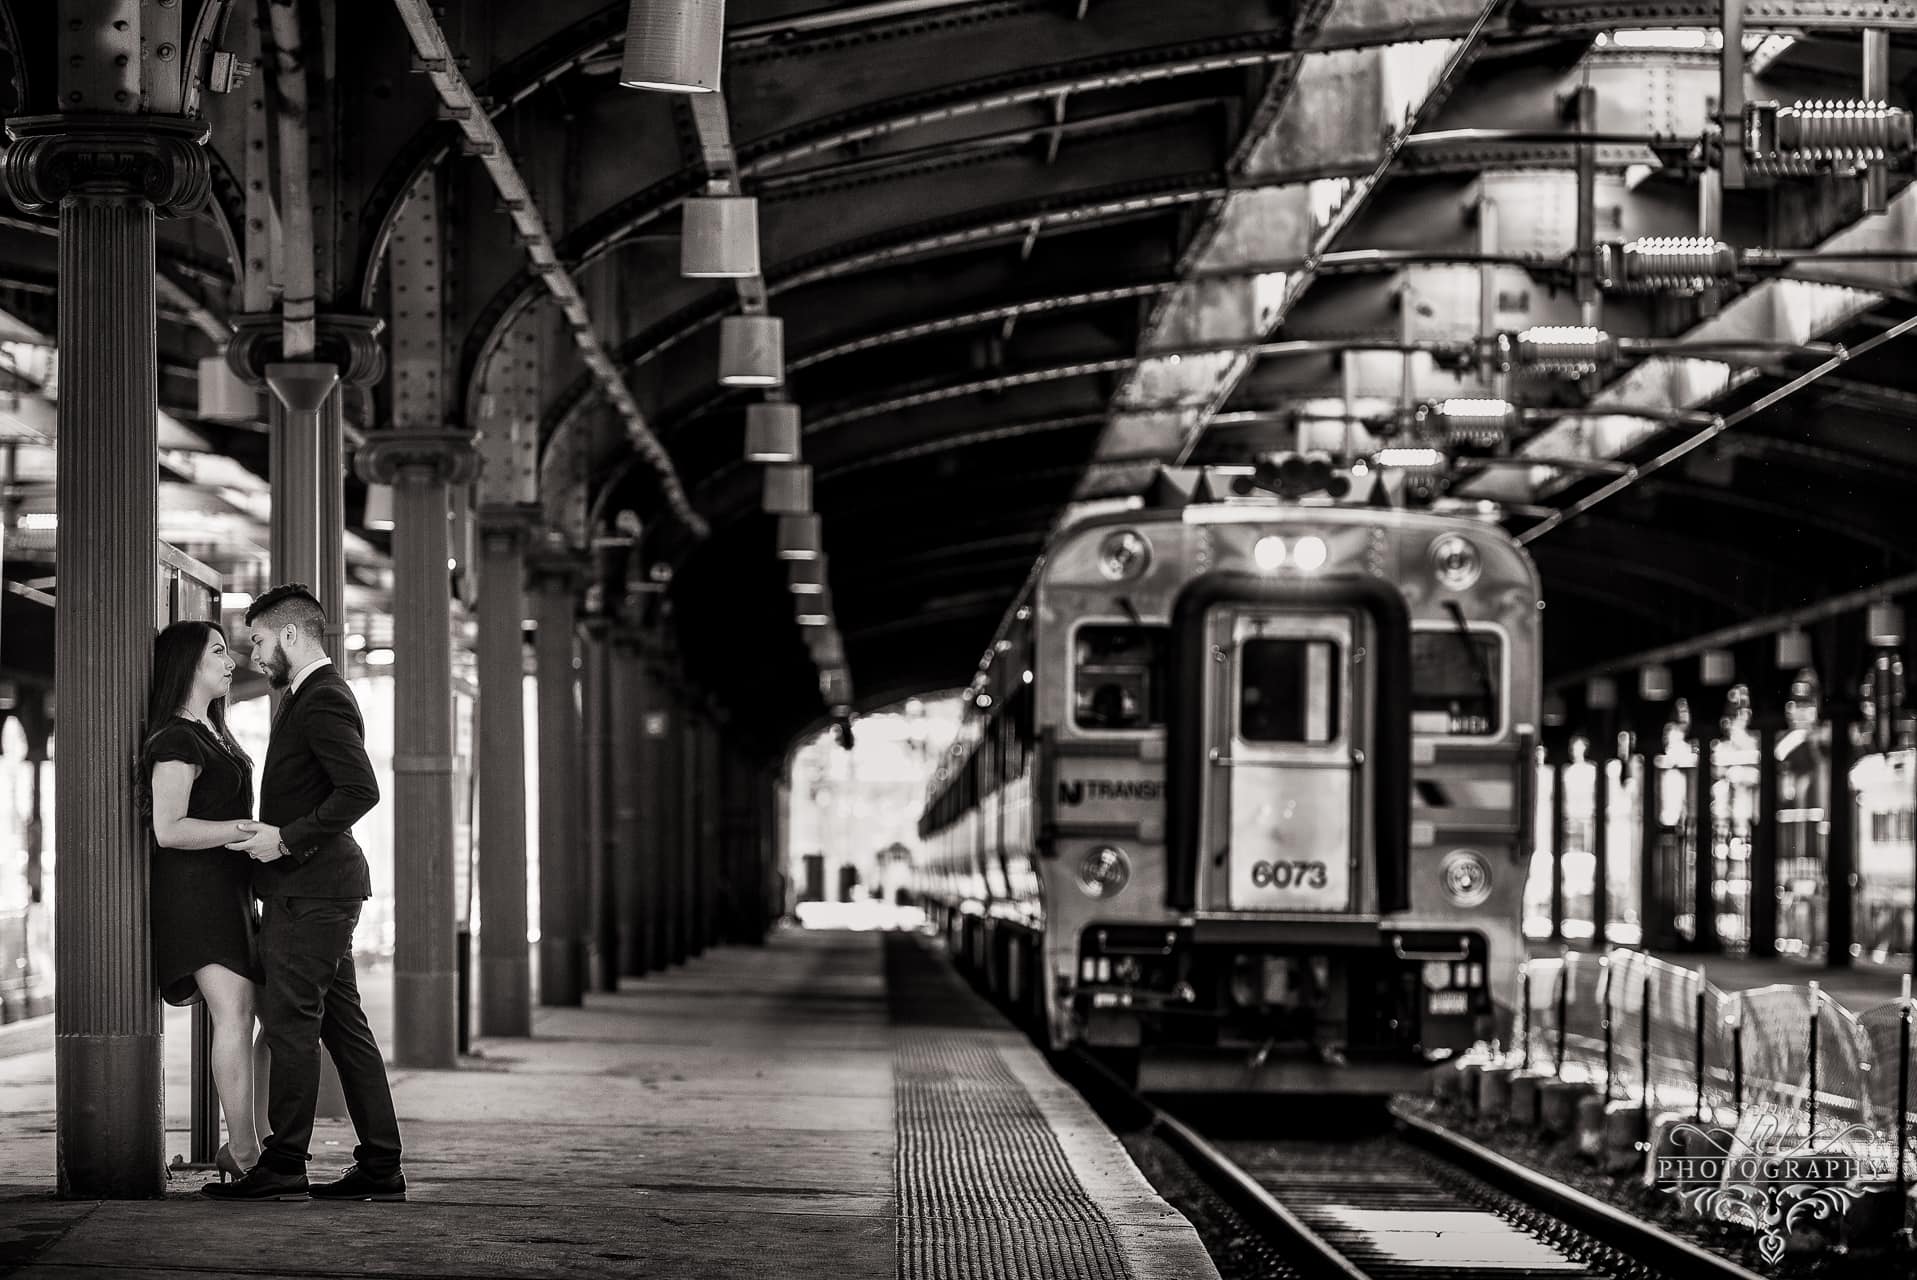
531, 550, 586, 1006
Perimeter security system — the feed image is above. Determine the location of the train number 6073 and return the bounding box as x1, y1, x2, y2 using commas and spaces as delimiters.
1249, 859, 1329, 889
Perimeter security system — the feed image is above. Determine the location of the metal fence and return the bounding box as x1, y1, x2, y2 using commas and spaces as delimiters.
1515, 949, 1915, 1161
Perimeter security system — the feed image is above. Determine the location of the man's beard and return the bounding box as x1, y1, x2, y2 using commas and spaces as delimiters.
266, 654, 291, 688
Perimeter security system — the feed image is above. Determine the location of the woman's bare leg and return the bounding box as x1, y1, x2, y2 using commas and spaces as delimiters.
195, 963, 261, 1165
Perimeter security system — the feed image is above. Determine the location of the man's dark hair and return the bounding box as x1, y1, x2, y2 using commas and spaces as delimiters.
245, 582, 327, 643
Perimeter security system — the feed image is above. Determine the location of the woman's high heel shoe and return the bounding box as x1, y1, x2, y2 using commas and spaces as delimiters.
214, 1143, 251, 1183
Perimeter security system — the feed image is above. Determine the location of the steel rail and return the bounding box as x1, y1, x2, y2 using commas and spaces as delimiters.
1516, 310, 1917, 544
384, 0, 705, 539
1390, 1104, 1765, 1280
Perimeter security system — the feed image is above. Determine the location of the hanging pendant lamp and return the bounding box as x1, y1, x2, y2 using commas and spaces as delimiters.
619, 0, 726, 94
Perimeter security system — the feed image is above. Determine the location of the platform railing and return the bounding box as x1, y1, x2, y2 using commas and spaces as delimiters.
1514, 949, 1915, 1176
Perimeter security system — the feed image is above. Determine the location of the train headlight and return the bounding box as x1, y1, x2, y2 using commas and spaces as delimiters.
1253, 536, 1286, 571
1292, 535, 1327, 571
1428, 533, 1482, 591
1439, 849, 1493, 907
1076, 846, 1131, 898
1096, 530, 1151, 582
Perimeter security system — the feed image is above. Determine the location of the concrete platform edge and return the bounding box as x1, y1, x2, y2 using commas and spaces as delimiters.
995, 1036, 1223, 1280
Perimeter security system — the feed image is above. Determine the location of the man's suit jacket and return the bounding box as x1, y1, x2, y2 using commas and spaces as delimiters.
252, 664, 380, 900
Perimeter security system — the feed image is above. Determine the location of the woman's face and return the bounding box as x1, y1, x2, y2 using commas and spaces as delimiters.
194, 628, 236, 700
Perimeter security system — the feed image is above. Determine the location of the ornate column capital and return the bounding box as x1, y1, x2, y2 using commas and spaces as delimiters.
2, 113, 209, 217
478, 502, 543, 551
528, 528, 586, 588
355, 430, 479, 487
228, 311, 387, 387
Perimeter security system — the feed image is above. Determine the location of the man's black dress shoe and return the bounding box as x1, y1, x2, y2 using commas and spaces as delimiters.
201, 1164, 309, 1201
308, 1163, 407, 1202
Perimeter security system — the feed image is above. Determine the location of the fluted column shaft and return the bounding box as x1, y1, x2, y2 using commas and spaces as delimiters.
532, 566, 585, 1006
611, 633, 648, 977
54, 191, 163, 1196
476, 519, 532, 1035
6, 110, 209, 1199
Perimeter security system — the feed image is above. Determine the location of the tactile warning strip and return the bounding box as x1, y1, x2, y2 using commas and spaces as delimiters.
895, 1033, 1133, 1280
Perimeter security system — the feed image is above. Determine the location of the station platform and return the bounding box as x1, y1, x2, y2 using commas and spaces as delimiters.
1525, 939, 1910, 1009
0, 927, 1217, 1280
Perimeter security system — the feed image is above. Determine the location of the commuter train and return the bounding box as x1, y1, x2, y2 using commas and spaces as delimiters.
912, 465, 1540, 1092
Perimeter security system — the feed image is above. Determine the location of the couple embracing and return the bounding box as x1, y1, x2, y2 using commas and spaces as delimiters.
144, 582, 405, 1202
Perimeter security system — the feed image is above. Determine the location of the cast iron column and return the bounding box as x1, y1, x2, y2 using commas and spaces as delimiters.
639, 654, 672, 973
356, 432, 475, 1067
5, 111, 209, 1197
1548, 758, 1566, 941
475, 507, 534, 1035
530, 549, 585, 1006
581, 611, 618, 992
611, 617, 648, 977
1820, 617, 1863, 969
1691, 729, 1720, 953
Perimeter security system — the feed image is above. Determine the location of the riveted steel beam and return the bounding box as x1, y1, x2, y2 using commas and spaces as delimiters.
385, 0, 703, 539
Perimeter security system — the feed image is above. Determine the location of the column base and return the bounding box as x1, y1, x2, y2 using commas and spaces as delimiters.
392, 969, 460, 1068
477, 956, 533, 1037
56, 1032, 164, 1199
537, 938, 586, 1007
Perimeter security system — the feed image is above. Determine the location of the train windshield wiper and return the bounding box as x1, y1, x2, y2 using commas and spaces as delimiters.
1442, 600, 1495, 706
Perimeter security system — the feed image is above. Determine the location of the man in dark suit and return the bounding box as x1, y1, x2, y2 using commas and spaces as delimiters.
205, 584, 406, 1202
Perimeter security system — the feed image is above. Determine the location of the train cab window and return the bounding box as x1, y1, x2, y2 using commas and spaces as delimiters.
1073, 625, 1165, 730
1411, 630, 1502, 736
1239, 638, 1342, 743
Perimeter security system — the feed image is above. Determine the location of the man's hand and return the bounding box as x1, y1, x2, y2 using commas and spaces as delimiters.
227, 822, 287, 862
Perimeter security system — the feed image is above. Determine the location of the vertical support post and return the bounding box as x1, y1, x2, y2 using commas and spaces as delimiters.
1572, 83, 1599, 327
1863, 30, 1890, 215
1592, 756, 1611, 948
1600, 957, 1614, 1100
475, 514, 532, 1036
640, 656, 673, 973
581, 611, 618, 993
1555, 954, 1569, 1077
1692, 728, 1720, 953
1732, 995, 1745, 1119
1549, 759, 1566, 941
1808, 981, 1821, 1133
1821, 617, 1861, 969
684, 709, 707, 958
1694, 973, 1707, 1119
5, 109, 209, 1198
356, 435, 476, 1069
1896, 977, 1910, 1203
531, 553, 585, 1006
1751, 721, 1781, 958
1519, 967, 1532, 1072
1640, 973, 1652, 1109
1720, 0, 1746, 189
611, 622, 647, 977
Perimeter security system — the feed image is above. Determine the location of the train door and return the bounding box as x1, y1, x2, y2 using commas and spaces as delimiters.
1199, 609, 1370, 912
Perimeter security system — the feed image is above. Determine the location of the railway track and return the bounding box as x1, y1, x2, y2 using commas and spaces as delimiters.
1065, 1051, 1765, 1280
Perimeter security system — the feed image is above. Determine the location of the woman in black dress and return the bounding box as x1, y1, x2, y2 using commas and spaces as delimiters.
142, 620, 261, 1179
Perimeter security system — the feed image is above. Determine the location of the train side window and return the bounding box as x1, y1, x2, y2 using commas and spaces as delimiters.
1411, 630, 1502, 735
1239, 638, 1341, 744
1073, 625, 1165, 730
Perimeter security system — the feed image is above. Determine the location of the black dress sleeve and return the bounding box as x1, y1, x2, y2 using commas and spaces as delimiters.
147, 721, 206, 771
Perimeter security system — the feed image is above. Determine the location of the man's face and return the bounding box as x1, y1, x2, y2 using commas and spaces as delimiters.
249, 624, 293, 689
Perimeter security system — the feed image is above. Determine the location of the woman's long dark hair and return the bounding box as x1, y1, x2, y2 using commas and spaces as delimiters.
138, 620, 250, 817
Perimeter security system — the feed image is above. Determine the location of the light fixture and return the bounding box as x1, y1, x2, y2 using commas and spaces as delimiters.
681, 195, 759, 277
364, 647, 395, 666
1253, 536, 1286, 571
1291, 535, 1327, 571
17, 512, 55, 532
1866, 602, 1904, 648
345, 633, 367, 651
363, 483, 395, 531
219, 591, 253, 612
1638, 663, 1673, 701
1776, 628, 1812, 668
813, 634, 847, 667
1700, 649, 1736, 686
1095, 529, 1150, 582
1427, 533, 1481, 591
762, 462, 812, 514
1374, 447, 1447, 469
819, 666, 851, 704
719, 315, 783, 387
197, 354, 257, 421
1586, 676, 1617, 710
787, 555, 828, 595
619, 0, 725, 94
776, 513, 822, 561
743, 402, 800, 462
